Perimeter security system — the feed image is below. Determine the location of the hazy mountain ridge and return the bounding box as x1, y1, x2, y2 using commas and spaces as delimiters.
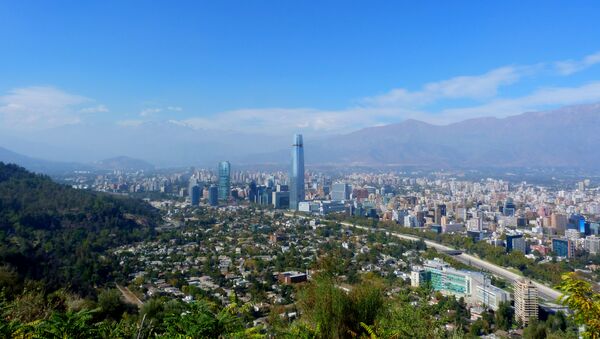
0, 147, 156, 174
301, 103, 600, 168
1, 103, 600, 170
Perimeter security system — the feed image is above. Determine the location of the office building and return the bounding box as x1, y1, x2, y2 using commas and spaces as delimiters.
506, 234, 526, 253
503, 198, 516, 216
289, 134, 305, 210
273, 191, 290, 209
552, 238, 574, 258
299, 200, 346, 215
331, 182, 350, 201
434, 204, 446, 224
514, 279, 538, 326
190, 184, 200, 206
550, 213, 567, 234
218, 161, 231, 201
584, 236, 600, 254
411, 259, 474, 297
248, 180, 258, 203
475, 283, 510, 311
208, 185, 219, 206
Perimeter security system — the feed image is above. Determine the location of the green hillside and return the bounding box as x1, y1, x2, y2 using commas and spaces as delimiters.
0, 162, 159, 296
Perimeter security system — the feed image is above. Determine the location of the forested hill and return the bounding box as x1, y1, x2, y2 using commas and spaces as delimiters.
0, 162, 160, 296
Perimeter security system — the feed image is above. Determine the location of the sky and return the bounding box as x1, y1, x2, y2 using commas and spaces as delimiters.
1, 1, 600, 136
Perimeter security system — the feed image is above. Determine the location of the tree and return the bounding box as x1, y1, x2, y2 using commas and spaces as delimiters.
97, 288, 132, 321
36, 308, 98, 339
523, 320, 547, 339
495, 301, 513, 331
557, 272, 600, 338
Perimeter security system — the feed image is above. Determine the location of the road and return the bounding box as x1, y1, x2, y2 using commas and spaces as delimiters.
116, 283, 144, 308
285, 212, 563, 302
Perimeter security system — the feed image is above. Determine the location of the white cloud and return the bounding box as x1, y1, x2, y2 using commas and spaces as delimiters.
554, 51, 600, 75
139, 106, 182, 117
175, 53, 600, 133
180, 106, 422, 135
116, 119, 145, 127
80, 104, 109, 113
139, 107, 162, 117
432, 81, 600, 123
0, 86, 90, 130
362, 66, 526, 107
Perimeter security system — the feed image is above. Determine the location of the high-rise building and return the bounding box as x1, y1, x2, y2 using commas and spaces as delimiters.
584, 236, 600, 254
273, 191, 290, 209
331, 182, 350, 201
218, 161, 231, 201
289, 134, 305, 210
552, 238, 574, 258
208, 185, 219, 206
568, 214, 586, 233
434, 204, 446, 224
550, 213, 567, 234
503, 198, 516, 216
514, 279, 538, 326
188, 177, 201, 206
248, 180, 258, 203
190, 184, 201, 206
506, 234, 526, 253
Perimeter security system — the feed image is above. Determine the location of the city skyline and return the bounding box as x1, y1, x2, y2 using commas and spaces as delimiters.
1, 2, 599, 337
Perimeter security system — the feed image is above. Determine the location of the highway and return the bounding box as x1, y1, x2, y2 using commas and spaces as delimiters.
285, 212, 563, 302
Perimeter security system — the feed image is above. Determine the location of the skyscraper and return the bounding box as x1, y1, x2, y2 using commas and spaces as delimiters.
289, 134, 305, 210
248, 180, 258, 203
209, 185, 219, 206
189, 177, 200, 206
190, 184, 200, 206
514, 279, 538, 325
434, 204, 446, 224
218, 161, 231, 201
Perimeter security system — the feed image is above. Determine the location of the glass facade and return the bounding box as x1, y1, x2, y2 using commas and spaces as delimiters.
552, 238, 572, 258
218, 161, 231, 201
423, 264, 471, 296
289, 134, 305, 210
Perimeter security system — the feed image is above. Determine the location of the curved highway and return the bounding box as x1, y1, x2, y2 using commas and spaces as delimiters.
344, 222, 563, 301
286, 212, 563, 302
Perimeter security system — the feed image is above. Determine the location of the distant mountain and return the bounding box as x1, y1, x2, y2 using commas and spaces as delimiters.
95, 156, 155, 171
2, 103, 600, 169
294, 103, 600, 169
0, 146, 89, 174
0, 121, 289, 167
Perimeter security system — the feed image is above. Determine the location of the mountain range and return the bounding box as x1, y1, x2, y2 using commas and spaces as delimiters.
1, 102, 600, 171
301, 103, 600, 168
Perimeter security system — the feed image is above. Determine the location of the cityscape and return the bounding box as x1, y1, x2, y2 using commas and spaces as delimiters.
1, 2, 600, 339
46, 131, 599, 337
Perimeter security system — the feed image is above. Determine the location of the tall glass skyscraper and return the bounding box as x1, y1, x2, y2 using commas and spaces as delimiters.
289, 134, 305, 210
218, 161, 231, 201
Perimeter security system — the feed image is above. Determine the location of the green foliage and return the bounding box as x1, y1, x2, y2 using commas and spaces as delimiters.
97, 288, 135, 321
0, 287, 264, 339
495, 300, 514, 331
374, 297, 445, 338
159, 300, 260, 338
36, 308, 99, 339
557, 272, 600, 338
0, 162, 160, 296
295, 275, 385, 338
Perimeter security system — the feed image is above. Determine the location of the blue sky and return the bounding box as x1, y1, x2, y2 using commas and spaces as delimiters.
1, 1, 600, 134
